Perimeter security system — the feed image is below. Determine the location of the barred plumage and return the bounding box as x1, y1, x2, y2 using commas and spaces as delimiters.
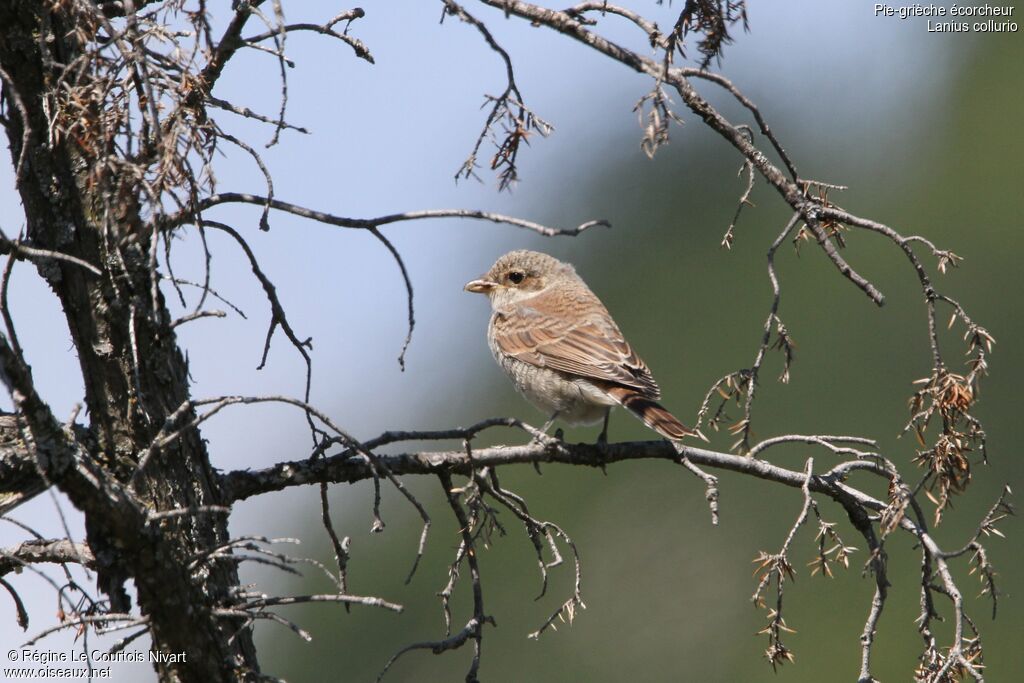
466, 250, 700, 441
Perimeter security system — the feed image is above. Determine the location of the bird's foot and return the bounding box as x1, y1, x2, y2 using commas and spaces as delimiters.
530, 413, 562, 447
530, 430, 563, 450
591, 431, 610, 474
596, 410, 611, 449
529, 425, 563, 474
528, 424, 562, 449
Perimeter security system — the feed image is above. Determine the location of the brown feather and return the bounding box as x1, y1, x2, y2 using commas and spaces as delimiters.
471, 249, 700, 441
491, 286, 661, 398
603, 385, 699, 441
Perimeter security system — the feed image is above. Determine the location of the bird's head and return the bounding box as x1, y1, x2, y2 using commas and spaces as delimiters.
464, 250, 574, 308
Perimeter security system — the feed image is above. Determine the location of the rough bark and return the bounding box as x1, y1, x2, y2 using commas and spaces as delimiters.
0, 3, 258, 680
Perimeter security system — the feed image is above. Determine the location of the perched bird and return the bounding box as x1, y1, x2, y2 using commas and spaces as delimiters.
465, 250, 701, 443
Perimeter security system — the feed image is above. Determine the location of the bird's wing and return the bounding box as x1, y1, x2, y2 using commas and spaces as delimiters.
491, 291, 661, 399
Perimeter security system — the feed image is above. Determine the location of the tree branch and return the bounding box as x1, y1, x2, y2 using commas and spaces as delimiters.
165, 192, 610, 237
221, 434, 871, 504
0, 539, 95, 578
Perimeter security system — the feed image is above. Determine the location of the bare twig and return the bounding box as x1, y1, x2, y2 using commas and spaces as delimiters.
167, 193, 610, 237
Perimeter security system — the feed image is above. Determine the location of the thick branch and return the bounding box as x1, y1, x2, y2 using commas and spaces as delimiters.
0, 413, 46, 514
0, 539, 95, 577
221, 437, 884, 506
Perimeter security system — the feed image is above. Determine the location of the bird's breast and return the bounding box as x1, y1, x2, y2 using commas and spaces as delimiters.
486, 332, 612, 425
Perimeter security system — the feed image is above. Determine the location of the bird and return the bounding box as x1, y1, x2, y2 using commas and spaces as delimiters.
464, 249, 702, 443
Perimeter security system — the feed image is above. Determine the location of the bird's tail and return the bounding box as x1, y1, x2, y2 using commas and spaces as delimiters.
605, 385, 706, 442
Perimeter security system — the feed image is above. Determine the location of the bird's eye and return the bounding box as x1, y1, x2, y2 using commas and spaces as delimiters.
507, 270, 525, 285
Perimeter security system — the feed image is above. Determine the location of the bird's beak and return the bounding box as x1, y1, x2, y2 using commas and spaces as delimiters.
464, 278, 498, 294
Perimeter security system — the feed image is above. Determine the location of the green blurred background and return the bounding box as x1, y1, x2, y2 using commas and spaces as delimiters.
219, 8, 1024, 683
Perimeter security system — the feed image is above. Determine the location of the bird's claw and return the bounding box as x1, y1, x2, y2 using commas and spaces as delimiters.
529, 426, 562, 449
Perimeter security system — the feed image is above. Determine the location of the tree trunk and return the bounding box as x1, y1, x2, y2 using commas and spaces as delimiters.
0, 3, 258, 680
